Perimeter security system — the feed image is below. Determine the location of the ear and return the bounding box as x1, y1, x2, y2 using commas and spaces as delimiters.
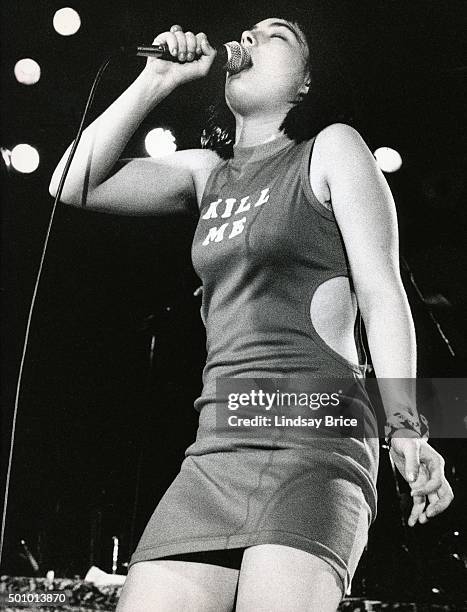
297, 75, 311, 100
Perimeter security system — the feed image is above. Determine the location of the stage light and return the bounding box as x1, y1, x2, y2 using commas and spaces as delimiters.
53, 7, 81, 36
145, 128, 177, 158
14, 59, 41, 85
374, 147, 403, 173
11, 144, 40, 173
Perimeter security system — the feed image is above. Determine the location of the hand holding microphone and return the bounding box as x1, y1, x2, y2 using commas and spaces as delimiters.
140, 25, 251, 88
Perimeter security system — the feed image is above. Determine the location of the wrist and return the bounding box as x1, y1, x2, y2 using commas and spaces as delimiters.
384, 412, 429, 449
134, 69, 177, 109
390, 428, 422, 440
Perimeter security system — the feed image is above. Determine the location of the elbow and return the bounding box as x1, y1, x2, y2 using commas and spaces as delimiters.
48, 183, 71, 204
48, 169, 58, 197
48, 173, 65, 201
48, 179, 58, 199
48, 175, 79, 206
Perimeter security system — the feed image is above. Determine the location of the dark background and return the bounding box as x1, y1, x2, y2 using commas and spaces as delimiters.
1, 0, 466, 602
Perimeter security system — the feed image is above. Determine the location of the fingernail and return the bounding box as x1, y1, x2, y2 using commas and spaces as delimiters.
171, 48, 177, 56
196, 47, 201, 55
179, 52, 186, 61
407, 472, 416, 482
186, 52, 194, 60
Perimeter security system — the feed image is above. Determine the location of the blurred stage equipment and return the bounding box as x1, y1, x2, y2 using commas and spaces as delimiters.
401, 257, 456, 358
1, 147, 12, 169
111, 536, 119, 574
19, 539, 39, 573
84, 565, 126, 587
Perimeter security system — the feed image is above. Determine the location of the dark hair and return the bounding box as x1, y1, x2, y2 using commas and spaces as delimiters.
201, 8, 358, 159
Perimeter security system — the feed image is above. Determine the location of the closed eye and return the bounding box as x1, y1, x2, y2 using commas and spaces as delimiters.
271, 33, 286, 40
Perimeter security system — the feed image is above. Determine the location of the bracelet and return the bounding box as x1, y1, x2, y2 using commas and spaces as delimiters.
384, 411, 429, 448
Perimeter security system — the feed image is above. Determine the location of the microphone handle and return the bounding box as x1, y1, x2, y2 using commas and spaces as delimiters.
136, 43, 173, 59
135, 43, 228, 66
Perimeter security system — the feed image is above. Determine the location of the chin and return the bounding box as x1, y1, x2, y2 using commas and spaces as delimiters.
226, 83, 255, 113
226, 78, 271, 113
226, 97, 261, 117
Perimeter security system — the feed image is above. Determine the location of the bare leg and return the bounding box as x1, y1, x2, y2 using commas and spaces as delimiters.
236, 544, 343, 612
116, 560, 239, 612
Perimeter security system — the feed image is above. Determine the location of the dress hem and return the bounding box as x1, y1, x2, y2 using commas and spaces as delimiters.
129, 529, 350, 594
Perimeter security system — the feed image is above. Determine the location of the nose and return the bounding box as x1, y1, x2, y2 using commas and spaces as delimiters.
241, 29, 255, 47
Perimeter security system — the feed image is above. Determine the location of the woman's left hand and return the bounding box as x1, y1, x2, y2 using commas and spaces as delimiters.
388, 431, 454, 526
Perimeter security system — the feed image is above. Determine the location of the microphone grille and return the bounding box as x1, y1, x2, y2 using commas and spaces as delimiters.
224, 41, 252, 74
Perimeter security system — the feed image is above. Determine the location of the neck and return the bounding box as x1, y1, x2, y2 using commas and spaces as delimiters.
234, 112, 291, 148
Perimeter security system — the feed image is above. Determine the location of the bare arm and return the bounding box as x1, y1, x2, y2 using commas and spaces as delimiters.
318, 123, 454, 523
317, 123, 416, 413
49, 27, 219, 215
60, 150, 221, 216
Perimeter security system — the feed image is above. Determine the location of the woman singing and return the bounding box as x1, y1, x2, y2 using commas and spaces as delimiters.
49, 11, 454, 611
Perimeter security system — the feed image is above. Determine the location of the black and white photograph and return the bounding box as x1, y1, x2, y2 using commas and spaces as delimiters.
1, 1, 466, 610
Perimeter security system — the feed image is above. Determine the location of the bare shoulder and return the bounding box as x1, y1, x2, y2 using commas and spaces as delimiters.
314, 123, 374, 174
309, 123, 368, 208
315, 123, 367, 150
311, 123, 395, 224
310, 123, 383, 206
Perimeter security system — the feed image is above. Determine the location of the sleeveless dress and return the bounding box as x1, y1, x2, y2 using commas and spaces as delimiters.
129, 134, 380, 593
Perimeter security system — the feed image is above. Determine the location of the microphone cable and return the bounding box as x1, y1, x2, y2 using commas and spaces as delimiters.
0, 51, 123, 566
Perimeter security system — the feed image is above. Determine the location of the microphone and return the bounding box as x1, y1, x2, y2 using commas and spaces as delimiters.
133, 41, 252, 74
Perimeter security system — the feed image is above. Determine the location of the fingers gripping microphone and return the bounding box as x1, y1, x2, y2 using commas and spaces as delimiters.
135, 41, 252, 74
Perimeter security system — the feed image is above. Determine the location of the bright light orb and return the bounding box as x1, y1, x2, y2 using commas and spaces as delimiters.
374, 147, 403, 173
11, 144, 40, 173
145, 128, 177, 158
53, 7, 81, 36
14, 58, 41, 85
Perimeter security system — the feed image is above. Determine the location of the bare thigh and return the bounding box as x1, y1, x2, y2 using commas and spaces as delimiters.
116, 560, 239, 612
236, 545, 343, 612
